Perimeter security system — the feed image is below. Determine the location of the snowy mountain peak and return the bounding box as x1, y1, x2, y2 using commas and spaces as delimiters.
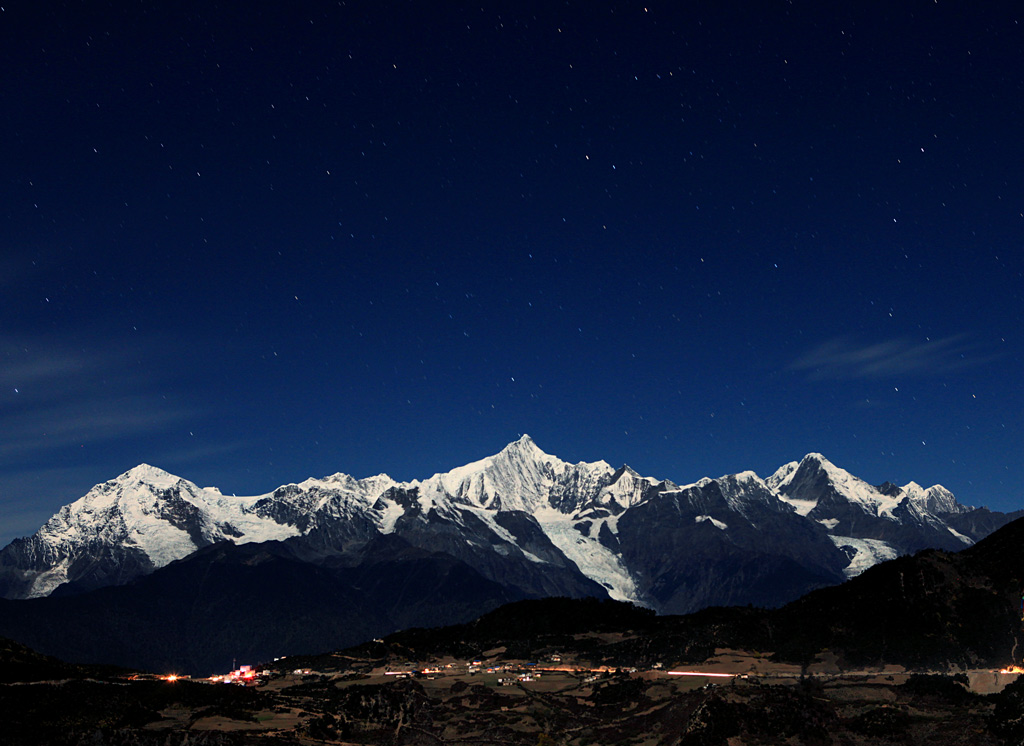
776, 453, 903, 520
794, 453, 861, 486
426, 436, 613, 513
713, 471, 779, 516
715, 470, 768, 495
114, 463, 184, 489
903, 480, 925, 496
733, 469, 762, 483
297, 471, 396, 493
592, 464, 662, 511
496, 433, 556, 466
2, 462, 300, 599
903, 481, 970, 515
794, 452, 854, 485
766, 460, 799, 492
799, 452, 835, 470
511, 432, 539, 449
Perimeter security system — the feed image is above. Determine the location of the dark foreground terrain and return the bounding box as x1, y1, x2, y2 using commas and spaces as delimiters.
5, 623, 1024, 746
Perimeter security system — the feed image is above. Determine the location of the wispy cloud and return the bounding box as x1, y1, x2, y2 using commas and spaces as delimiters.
0, 330, 280, 535
0, 335, 197, 464
0, 400, 194, 460
153, 440, 253, 468
789, 335, 998, 380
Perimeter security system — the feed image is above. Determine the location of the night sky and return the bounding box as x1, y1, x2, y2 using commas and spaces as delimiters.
2, 1, 1022, 546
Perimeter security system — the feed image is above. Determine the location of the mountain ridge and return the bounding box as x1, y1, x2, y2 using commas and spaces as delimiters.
1, 435, 1019, 614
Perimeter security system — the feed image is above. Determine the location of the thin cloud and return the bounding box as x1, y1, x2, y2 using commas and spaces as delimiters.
0, 400, 194, 460
0, 335, 198, 465
0, 333, 271, 533
790, 335, 997, 380
153, 440, 253, 470
0, 336, 141, 402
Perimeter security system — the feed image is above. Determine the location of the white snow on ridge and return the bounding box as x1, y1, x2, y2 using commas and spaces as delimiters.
596, 466, 659, 510
902, 481, 926, 501
947, 525, 973, 545
779, 495, 818, 517
766, 460, 799, 491
22, 467, 302, 598
117, 463, 185, 490
807, 454, 902, 518
904, 481, 970, 514
373, 494, 405, 534
285, 472, 397, 518
198, 488, 301, 544
695, 515, 728, 530
23, 566, 71, 599
717, 471, 768, 509
45, 471, 198, 563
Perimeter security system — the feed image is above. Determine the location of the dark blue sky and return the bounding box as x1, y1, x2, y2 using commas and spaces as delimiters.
2, 1, 1022, 545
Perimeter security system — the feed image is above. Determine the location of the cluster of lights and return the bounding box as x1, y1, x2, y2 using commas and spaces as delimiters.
207, 664, 260, 684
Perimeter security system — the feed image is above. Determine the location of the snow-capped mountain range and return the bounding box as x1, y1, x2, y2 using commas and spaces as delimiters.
0, 436, 1018, 613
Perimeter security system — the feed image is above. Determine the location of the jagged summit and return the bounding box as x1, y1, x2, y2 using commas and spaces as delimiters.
422, 435, 613, 514
876, 481, 903, 497
778, 453, 902, 519
903, 481, 970, 514
113, 463, 182, 487
801, 452, 831, 465
509, 432, 541, 451
765, 460, 799, 491
489, 432, 555, 467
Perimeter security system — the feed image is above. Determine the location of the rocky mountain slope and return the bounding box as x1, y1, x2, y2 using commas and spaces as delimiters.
1, 436, 1018, 617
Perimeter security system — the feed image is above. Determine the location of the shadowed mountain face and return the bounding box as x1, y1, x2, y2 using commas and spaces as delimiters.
758, 513, 1024, 669
698, 515, 1024, 671
365, 516, 1024, 673
0, 537, 524, 676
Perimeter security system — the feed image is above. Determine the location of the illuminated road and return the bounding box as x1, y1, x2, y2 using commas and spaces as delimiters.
666, 671, 737, 679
